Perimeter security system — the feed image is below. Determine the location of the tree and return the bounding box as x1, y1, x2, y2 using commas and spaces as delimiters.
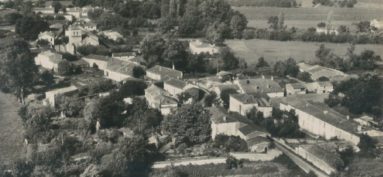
140, 35, 166, 67
213, 135, 248, 152
57, 60, 73, 76
230, 12, 248, 39
297, 72, 313, 82
256, 57, 269, 68
0, 40, 38, 103
225, 156, 243, 169
52, 1, 62, 13
206, 22, 227, 45
133, 66, 146, 78
162, 39, 188, 70
118, 80, 147, 97
40, 70, 55, 86
163, 104, 211, 146
4, 12, 22, 25
220, 47, 240, 71
220, 88, 238, 109
358, 134, 376, 156
15, 16, 49, 40
57, 96, 85, 117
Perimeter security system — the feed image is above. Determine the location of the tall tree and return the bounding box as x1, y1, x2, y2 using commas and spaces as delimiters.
0, 40, 38, 103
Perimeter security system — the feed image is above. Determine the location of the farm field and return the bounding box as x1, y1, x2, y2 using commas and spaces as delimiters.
0, 92, 25, 166
234, 6, 383, 29
225, 39, 383, 65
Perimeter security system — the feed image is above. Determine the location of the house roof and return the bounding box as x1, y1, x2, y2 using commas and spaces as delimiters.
287, 83, 306, 90
112, 52, 136, 57
231, 93, 258, 104
280, 98, 359, 134
164, 79, 187, 89
46, 85, 78, 95
145, 85, 177, 106
106, 59, 140, 76
39, 31, 55, 38
147, 65, 182, 79
246, 136, 270, 146
83, 54, 110, 61
236, 78, 283, 94
209, 107, 251, 124
298, 63, 348, 81
238, 124, 267, 136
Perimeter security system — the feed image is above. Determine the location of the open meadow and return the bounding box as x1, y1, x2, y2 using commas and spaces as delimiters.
226, 39, 383, 65
0, 92, 25, 166
233, 5, 383, 29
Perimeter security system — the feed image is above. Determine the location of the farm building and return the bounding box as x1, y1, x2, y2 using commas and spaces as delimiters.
229, 93, 272, 117
146, 65, 183, 81
279, 98, 360, 146
234, 77, 284, 98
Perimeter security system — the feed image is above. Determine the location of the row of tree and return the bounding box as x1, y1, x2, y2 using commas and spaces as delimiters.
227, 0, 298, 7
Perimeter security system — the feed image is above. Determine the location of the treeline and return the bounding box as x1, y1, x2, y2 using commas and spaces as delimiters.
227, 0, 298, 7
140, 35, 244, 74
160, 0, 248, 44
244, 16, 383, 44
313, 0, 357, 8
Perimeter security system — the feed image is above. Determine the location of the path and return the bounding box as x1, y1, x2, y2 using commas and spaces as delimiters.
0, 92, 26, 166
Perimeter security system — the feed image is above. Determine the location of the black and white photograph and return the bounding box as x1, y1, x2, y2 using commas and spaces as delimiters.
0, 0, 382, 176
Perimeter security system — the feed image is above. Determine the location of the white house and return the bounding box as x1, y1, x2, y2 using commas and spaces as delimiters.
146, 65, 183, 81
235, 77, 284, 98
229, 93, 273, 118
82, 55, 110, 70
285, 83, 307, 95
316, 26, 339, 35
371, 19, 383, 30
38, 31, 55, 45
34, 50, 63, 72
44, 85, 78, 107
100, 30, 123, 41
104, 59, 144, 82
145, 85, 178, 116
279, 99, 360, 146
305, 81, 333, 94
189, 39, 219, 55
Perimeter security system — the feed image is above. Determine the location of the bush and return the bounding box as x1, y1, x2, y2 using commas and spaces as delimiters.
213, 135, 248, 152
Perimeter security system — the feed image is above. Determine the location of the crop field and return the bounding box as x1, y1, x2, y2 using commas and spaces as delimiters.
234, 6, 383, 29
0, 92, 25, 166
226, 39, 383, 65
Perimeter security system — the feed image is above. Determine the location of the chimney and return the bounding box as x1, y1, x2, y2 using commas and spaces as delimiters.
346, 115, 350, 120
323, 110, 328, 114
271, 76, 274, 80
262, 75, 265, 79
223, 116, 227, 122
172, 63, 175, 70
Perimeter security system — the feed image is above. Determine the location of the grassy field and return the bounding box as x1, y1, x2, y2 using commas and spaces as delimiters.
226, 39, 383, 65
234, 5, 383, 29
0, 92, 25, 166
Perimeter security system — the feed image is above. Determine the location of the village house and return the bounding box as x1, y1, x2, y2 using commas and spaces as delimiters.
298, 63, 349, 82
229, 93, 273, 118
38, 31, 55, 45
189, 39, 219, 55
163, 79, 192, 96
66, 7, 82, 18
44, 85, 78, 107
100, 30, 123, 41
285, 82, 307, 95
45, 1, 73, 8
145, 85, 178, 116
235, 76, 284, 98
370, 19, 383, 30
65, 24, 100, 54
305, 81, 333, 94
112, 52, 136, 61
83, 22, 97, 31
279, 98, 360, 146
33, 7, 55, 15
146, 65, 183, 81
104, 59, 145, 82
82, 55, 110, 70
210, 107, 270, 153
34, 50, 63, 72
